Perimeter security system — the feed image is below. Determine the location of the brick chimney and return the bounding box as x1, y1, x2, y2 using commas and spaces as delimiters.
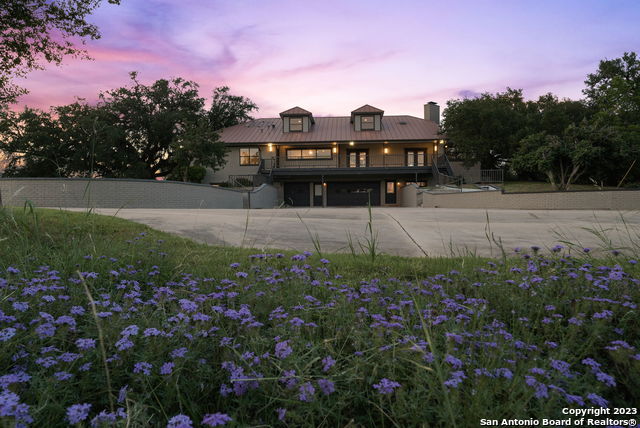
424, 101, 440, 124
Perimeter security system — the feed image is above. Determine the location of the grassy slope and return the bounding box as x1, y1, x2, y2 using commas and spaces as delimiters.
0, 207, 488, 283
1, 208, 639, 427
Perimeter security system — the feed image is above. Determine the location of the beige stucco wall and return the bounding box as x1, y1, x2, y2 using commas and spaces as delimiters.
400, 183, 420, 207
420, 189, 640, 210
0, 178, 278, 209
205, 147, 261, 184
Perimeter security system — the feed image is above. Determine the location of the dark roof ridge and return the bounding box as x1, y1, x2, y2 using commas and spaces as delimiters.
244, 114, 426, 121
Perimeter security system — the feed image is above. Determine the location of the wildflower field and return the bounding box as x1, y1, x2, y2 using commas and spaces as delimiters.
0, 208, 639, 427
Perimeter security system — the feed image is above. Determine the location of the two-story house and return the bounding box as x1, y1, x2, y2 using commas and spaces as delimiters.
205, 102, 451, 206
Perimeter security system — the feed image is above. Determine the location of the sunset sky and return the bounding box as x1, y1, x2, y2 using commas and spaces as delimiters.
15, 0, 640, 118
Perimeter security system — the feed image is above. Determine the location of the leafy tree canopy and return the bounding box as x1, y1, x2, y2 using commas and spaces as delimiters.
440, 88, 530, 169
1, 73, 258, 181
511, 122, 620, 191
584, 51, 640, 125
584, 52, 640, 184
208, 86, 258, 131
0, 0, 120, 105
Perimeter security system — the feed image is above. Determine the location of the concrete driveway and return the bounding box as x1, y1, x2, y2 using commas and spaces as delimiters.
75, 207, 640, 257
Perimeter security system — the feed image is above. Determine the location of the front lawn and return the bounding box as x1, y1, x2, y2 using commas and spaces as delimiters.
0, 208, 638, 427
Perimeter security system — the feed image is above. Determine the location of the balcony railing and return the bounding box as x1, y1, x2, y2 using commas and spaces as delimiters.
261, 153, 434, 170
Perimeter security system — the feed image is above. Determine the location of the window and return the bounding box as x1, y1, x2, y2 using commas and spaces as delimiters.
361, 116, 374, 130
406, 149, 427, 167
314, 184, 323, 196
287, 148, 332, 160
240, 147, 260, 165
290, 117, 303, 132
386, 181, 395, 194
348, 150, 368, 167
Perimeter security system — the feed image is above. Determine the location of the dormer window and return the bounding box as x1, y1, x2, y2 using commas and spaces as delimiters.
361, 116, 374, 130
351, 104, 384, 131
280, 107, 314, 133
290, 117, 303, 132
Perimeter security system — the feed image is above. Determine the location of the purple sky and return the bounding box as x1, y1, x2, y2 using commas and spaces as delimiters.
15, 0, 640, 118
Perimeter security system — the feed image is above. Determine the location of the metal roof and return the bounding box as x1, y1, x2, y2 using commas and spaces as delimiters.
219, 115, 443, 144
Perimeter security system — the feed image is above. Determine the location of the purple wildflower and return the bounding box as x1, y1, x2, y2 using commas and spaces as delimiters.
317, 379, 335, 395
54, 371, 73, 381
167, 414, 193, 428
565, 394, 584, 406
373, 378, 401, 395
118, 385, 128, 404
160, 362, 175, 375
298, 382, 316, 402
179, 299, 198, 313
592, 310, 613, 319
120, 325, 139, 337
66, 403, 92, 424
595, 371, 616, 387
143, 328, 162, 337
115, 337, 134, 351
35, 323, 56, 338
275, 340, 293, 359
276, 408, 287, 421
202, 412, 232, 426
170, 347, 188, 359
75, 338, 96, 350
70, 306, 86, 315
322, 355, 336, 372
445, 354, 463, 369
0, 328, 17, 342
133, 362, 152, 376
587, 393, 609, 407
444, 370, 467, 388
12, 302, 29, 312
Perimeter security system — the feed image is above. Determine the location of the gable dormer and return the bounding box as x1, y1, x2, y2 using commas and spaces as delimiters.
351, 104, 383, 131
280, 106, 314, 133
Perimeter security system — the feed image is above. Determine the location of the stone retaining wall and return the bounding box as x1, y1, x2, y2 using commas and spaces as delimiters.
0, 178, 278, 209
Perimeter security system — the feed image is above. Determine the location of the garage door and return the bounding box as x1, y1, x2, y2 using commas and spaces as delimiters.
327, 182, 380, 206
284, 182, 310, 207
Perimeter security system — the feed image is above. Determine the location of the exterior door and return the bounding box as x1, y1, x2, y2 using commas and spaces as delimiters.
313, 183, 323, 207
348, 150, 368, 168
406, 149, 426, 167
284, 182, 310, 207
385, 181, 397, 204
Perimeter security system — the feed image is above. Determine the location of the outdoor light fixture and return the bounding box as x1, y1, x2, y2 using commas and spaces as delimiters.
384, 147, 389, 154
267, 143, 273, 152
332, 147, 337, 154
349, 141, 355, 146
434, 145, 438, 152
